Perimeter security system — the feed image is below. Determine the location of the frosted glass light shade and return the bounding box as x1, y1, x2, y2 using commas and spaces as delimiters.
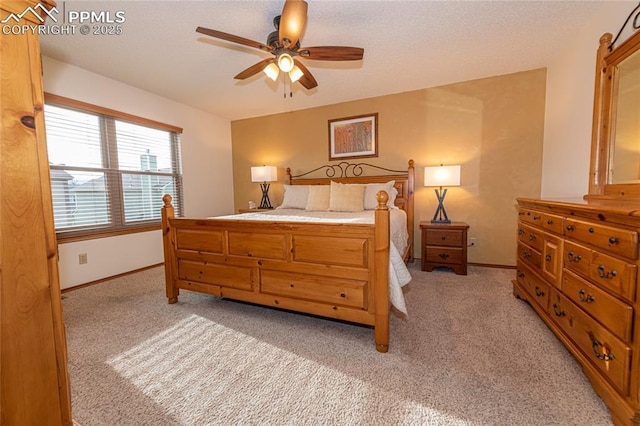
289, 65, 304, 83
424, 165, 461, 187
277, 53, 295, 72
263, 63, 280, 81
251, 166, 278, 182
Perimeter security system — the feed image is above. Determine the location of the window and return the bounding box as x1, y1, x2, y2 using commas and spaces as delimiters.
44, 94, 183, 241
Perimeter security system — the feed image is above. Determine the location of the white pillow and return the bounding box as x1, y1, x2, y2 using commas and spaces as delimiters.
329, 181, 365, 212
306, 185, 330, 211
363, 181, 396, 210
278, 184, 309, 209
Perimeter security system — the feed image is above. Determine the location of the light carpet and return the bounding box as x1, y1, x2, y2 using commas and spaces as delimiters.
63, 263, 612, 425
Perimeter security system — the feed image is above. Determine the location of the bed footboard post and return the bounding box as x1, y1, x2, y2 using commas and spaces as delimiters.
161, 194, 179, 304
374, 190, 391, 353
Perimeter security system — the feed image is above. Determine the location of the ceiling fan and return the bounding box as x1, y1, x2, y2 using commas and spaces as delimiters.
196, 0, 364, 90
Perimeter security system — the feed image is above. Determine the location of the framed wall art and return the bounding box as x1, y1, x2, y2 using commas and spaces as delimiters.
328, 113, 378, 160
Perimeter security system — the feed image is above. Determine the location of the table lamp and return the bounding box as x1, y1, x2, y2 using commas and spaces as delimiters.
424, 164, 460, 223
251, 165, 278, 209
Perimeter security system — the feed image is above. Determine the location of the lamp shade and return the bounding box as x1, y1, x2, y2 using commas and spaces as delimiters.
251, 166, 278, 182
424, 165, 460, 187
263, 63, 280, 81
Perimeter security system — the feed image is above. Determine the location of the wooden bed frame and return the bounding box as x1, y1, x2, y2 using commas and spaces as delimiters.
161, 160, 414, 352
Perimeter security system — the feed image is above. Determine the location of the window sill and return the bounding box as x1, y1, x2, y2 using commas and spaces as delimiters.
57, 224, 161, 244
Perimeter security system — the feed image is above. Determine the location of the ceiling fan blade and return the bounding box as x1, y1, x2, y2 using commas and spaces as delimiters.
293, 59, 317, 90
298, 46, 364, 61
234, 58, 274, 80
279, 0, 308, 48
196, 27, 272, 53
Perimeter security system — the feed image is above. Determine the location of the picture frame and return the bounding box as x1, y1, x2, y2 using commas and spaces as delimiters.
328, 113, 378, 161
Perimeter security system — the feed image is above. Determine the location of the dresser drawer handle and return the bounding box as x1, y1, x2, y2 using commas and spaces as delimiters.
438, 253, 450, 260
588, 227, 595, 233
529, 234, 537, 241
589, 333, 614, 361
518, 229, 525, 235
597, 265, 617, 279
533, 214, 541, 221
517, 270, 525, 278
609, 236, 619, 245
534, 286, 545, 297
567, 251, 582, 263
522, 251, 531, 258
441, 235, 447, 240
566, 225, 575, 232
552, 303, 566, 317
578, 289, 595, 303
546, 219, 553, 225
545, 254, 552, 262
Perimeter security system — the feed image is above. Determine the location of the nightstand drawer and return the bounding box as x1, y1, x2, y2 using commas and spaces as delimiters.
425, 229, 464, 247
424, 247, 463, 265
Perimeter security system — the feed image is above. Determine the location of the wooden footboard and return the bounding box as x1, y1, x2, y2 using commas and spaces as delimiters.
161, 193, 391, 352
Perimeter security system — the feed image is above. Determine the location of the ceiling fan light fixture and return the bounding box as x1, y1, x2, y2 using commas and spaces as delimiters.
289, 65, 304, 83
277, 53, 295, 72
263, 62, 280, 81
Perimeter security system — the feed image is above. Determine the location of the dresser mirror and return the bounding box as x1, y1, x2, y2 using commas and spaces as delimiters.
588, 26, 640, 199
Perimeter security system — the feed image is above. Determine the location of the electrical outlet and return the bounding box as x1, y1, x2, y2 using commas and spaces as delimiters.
79, 253, 88, 264
469, 237, 477, 247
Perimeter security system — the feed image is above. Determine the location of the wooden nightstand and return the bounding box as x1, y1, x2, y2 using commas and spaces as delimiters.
420, 221, 469, 275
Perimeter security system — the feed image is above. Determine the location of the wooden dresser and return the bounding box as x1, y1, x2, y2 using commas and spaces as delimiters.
1, 1, 72, 424
514, 198, 640, 425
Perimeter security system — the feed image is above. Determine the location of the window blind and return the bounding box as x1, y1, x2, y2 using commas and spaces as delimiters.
44, 100, 183, 240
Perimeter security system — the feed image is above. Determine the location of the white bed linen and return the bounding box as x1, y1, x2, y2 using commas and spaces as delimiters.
213, 209, 412, 315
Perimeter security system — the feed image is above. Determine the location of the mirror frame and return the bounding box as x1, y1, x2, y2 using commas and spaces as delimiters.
587, 28, 640, 201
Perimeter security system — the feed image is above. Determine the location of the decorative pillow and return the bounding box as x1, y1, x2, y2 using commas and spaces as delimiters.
278, 184, 309, 209
305, 185, 330, 211
363, 181, 396, 210
329, 181, 365, 212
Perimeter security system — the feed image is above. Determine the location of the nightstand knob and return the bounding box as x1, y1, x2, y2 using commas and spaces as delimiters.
438, 253, 450, 260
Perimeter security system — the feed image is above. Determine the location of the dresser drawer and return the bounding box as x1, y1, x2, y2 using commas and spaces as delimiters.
518, 241, 541, 269
424, 247, 463, 265
564, 218, 638, 260
550, 290, 632, 396
589, 251, 637, 302
519, 208, 543, 227
561, 270, 634, 342
518, 223, 543, 252
542, 213, 564, 235
542, 233, 563, 289
261, 270, 366, 309
517, 260, 549, 311
425, 229, 464, 247
563, 240, 591, 277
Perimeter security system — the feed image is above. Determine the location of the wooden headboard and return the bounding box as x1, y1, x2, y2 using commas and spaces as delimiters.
285, 160, 415, 261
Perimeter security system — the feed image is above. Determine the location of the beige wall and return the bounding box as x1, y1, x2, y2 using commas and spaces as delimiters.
231, 68, 546, 266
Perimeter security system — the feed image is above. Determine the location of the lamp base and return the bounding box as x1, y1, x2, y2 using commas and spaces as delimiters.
431, 187, 451, 223
259, 182, 273, 209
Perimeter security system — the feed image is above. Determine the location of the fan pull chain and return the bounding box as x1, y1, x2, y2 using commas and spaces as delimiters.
283, 72, 287, 99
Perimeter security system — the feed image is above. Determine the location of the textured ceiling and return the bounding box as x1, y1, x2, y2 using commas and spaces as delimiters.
39, 1, 613, 121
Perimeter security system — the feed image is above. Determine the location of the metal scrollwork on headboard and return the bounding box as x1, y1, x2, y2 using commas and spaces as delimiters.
609, 1, 640, 50
290, 161, 406, 179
